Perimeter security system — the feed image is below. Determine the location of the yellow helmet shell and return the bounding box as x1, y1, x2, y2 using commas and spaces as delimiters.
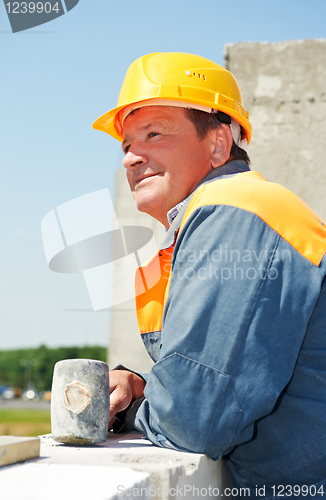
93, 52, 252, 144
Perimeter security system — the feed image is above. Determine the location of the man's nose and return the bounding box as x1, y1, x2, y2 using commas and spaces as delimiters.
122, 143, 149, 169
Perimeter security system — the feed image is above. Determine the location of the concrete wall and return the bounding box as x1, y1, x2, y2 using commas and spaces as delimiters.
225, 38, 326, 219
110, 39, 326, 372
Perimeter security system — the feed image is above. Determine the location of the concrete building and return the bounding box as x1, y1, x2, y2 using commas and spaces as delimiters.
109, 170, 165, 372
225, 38, 326, 219
109, 38, 326, 372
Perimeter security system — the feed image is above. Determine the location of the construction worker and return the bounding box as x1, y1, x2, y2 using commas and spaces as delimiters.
93, 53, 326, 498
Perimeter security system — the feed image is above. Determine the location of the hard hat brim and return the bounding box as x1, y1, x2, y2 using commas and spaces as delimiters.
93, 96, 252, 144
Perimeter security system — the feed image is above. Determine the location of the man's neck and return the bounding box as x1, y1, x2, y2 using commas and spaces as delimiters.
165, 159, 250, 228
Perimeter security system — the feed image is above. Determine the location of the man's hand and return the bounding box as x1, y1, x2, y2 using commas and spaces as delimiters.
109, 369, 145, 429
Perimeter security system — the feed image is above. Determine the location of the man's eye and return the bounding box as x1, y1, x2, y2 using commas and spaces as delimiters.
124, 145, 130, 154
148, 132, 159, 139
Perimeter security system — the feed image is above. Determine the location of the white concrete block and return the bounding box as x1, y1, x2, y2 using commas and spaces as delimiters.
0, 436, 40, 467
0, 462, 150, 500
38, 433, 232, 499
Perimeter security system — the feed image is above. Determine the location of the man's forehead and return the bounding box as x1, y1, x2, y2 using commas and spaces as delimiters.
122, 106, 187, 137
124, 105, 185, 123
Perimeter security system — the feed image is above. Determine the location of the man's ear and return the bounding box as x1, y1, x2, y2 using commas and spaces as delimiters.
210, 124, 233, 169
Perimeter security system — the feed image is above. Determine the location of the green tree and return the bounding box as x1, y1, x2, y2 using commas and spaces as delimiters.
0, 345, 108, 392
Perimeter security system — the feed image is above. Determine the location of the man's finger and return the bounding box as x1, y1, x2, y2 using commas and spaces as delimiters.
109, 385, 132, 420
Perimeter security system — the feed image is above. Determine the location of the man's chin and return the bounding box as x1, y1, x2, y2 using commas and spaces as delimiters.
133, 195, 164, 219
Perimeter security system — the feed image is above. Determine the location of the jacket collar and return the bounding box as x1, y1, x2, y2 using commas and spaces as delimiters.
161, 160, 250, 250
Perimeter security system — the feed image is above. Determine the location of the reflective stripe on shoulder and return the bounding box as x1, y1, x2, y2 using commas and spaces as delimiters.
181, 171, 326, 266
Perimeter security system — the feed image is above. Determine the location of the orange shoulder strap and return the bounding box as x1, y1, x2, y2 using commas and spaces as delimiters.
135, 246, 174, 335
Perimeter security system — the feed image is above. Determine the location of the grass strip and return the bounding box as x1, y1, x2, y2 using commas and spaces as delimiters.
0, 409, 51, 436
0, 409, 50, 423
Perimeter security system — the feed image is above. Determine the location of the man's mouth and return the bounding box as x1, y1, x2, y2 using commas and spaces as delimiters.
135, 173, 159, 186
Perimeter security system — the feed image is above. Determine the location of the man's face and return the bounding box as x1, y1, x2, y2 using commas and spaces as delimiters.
122, 106, 216, 227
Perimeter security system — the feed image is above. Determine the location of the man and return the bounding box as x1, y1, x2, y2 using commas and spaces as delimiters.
93, 53, 326, 498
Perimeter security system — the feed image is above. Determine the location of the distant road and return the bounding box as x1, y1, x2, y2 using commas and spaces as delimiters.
0, 398, 50, 411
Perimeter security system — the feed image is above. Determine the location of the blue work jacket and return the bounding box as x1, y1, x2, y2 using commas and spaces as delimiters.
129, 160, 326, 498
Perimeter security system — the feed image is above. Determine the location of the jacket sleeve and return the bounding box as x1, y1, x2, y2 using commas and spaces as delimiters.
134, 204, 317, 460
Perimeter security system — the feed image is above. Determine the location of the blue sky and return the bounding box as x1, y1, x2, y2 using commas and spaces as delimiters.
1, 0, 325, 350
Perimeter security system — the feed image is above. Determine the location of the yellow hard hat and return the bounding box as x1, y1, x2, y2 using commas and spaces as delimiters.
93, 52, 252, 144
